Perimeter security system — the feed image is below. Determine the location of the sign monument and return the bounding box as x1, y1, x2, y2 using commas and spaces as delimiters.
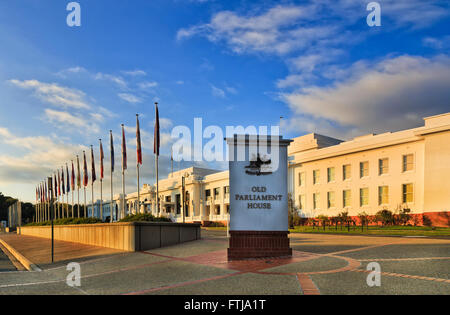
226, 134, 292, 260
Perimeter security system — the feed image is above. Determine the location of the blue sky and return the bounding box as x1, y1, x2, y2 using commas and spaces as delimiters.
0, 0, 449, 202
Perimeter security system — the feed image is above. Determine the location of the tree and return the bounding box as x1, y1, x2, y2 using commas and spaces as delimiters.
0, 192, 35, 224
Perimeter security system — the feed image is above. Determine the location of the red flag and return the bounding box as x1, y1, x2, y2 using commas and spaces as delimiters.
154, 103, 160, 156
91, 145, 96, 183
83, 151, 88, 187
57, 170, 61, 196
136, 114, 142, 165
99, 140, 104, 179
122, 124, 127, 171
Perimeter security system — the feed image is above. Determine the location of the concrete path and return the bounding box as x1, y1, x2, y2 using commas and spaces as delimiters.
0, 233, 123, 270
0, 230, 448, 295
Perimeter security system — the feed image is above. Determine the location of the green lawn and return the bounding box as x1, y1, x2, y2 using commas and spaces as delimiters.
289, 225, 450, 237
202, 225, 450, 237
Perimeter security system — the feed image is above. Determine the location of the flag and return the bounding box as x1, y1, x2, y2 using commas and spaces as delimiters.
58, 170, 61, 196
110, 130, 114, 173
154, 103, 160, 156
83, 151, 88, 187
77, 155, 81, 188
71, 161, 75, 190
122, 124, 127, 171
54, 173, 57, 199
61, 166, 65, 195
91, 145, 96, 183
66, 164, 70, 193
136, 114, 142, 165
100, 140, 104, 179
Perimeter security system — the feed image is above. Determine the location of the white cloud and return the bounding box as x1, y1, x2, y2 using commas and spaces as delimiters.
95, 73, 127, 88
211, 85, 226, 98
9, 79, 91, 110
282, 55, 450, 138
118, 93, 142, 104
122, 70, 147, 76
138, 81, 158, 89
44, 109, 100, 133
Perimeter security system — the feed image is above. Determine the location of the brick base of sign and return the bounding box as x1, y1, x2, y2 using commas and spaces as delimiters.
227, 230, 292, 261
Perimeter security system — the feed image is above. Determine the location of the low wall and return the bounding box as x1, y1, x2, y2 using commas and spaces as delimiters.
19, 222, 201, 252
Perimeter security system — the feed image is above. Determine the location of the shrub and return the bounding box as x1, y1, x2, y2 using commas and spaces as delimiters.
207, 222, 225, 227
375, 209, 394, 226
119, 213, 172, 223
25, 217, 103, 226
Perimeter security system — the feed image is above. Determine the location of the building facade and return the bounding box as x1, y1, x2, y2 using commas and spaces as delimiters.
92, 113, 450, 227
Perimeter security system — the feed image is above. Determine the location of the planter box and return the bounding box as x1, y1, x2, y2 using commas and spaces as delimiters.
19, 222, 201, 252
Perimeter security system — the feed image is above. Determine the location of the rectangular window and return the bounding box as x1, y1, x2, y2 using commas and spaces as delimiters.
214, 187, 220, 199
360, 162, 369, 178
360, 188, 369, 206
313, 170, 320, 184
403, 154, 414, 172
327, 191, 335, 208
224, 186, 230, 199
343, 164, 351, 180
327, 167, 335, 182
205, 189, 211, 200
299, 194, 305, 210
402, 183, 414, 203
313, 193, 320, 209
298, 172, 305, 187
343, 190, 351, 207
378, 186, 389, 205
379, 158, 389, 175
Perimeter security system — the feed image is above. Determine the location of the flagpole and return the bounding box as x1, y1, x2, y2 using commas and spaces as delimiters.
99, 139, 103, 221
84, 186, 86, 218
121, 124, 126, 220
137, 163, 140, 214
91, 145, 94, 218
78, 188, 80, 218
110, 130, 114, 223
136, 114, 141, 215
155, 103, 160, 218
122, 168, 125, 219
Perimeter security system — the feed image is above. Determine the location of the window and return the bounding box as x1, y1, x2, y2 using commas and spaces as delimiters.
205, 189, 211, 200
360, 188, 369, 206
298, 172, 305, 186
378, 186, 389, 205
165, 195, 171, 202
327, 191, 335, 208
214, 187, 220, 199
313, 170, 320, 184
379, 158, 389, 175
403, 154, 414, 172
313, 193, 320, 209
224, 186, 230, 198
343, 164, 351, 180
343, 190, 351, 207
299, 194, 305, 210
327, 167, 335, 182
402, 183, 414, 203
360, 161, 369, 178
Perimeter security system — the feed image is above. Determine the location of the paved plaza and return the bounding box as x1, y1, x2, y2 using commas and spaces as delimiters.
0, 230, 449, 295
